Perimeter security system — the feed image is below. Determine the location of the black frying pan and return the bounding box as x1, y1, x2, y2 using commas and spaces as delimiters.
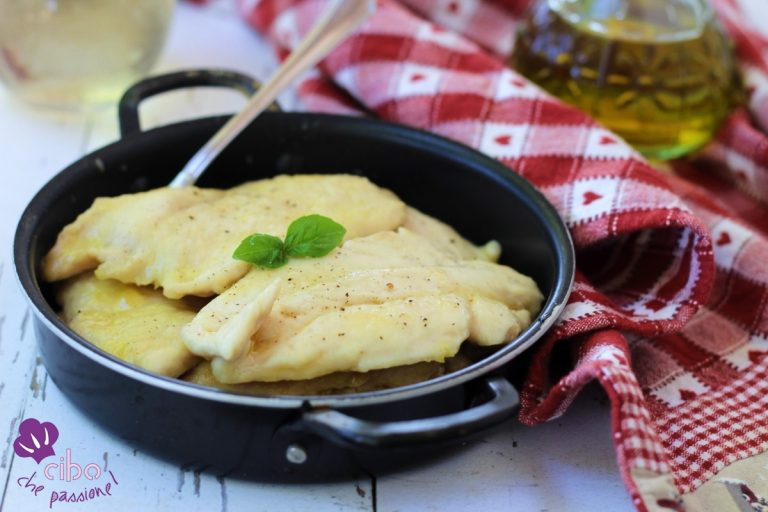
13, 70, 574, 480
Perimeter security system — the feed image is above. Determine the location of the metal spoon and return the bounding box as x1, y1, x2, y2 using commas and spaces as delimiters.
169, 0, 375, 188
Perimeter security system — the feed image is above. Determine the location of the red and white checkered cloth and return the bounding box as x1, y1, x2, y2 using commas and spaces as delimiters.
235, 0, 768, 509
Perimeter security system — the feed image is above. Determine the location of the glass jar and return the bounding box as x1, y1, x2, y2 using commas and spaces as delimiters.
0, 0, 174, 110
510, 0, 737, 160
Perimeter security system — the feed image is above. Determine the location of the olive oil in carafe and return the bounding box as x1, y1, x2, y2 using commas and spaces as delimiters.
510, 0, 736, 160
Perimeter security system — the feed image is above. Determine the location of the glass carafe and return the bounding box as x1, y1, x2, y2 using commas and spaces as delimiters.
510, 0, 737, 160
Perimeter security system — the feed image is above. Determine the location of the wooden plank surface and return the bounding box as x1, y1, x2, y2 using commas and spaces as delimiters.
0, 2, 632, 511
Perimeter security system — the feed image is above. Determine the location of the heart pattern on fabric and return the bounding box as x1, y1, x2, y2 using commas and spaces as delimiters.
716, 232, 732, 246
749, 350, 768, 364
644, 298, 666, 312
582, 191, 603, 205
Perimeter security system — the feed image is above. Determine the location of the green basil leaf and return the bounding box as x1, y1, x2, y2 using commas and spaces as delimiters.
232, 234, 286, 268
284, 214, 346, 258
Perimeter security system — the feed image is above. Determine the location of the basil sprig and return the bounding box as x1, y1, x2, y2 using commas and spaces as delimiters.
232, 233, 285, 268
233, 214, 346, 269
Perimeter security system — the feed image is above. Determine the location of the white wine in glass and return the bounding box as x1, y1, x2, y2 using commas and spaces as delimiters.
0, 0, 174, 110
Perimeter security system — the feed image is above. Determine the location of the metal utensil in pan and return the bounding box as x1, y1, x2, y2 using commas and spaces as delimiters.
171, 0, 375, 187
14, 70, 574, 480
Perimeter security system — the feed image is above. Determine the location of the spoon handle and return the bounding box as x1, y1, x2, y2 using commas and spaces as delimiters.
169, 0, 375, 188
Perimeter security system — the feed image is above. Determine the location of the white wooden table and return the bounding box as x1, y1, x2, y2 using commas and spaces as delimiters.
0, 2, 632, 510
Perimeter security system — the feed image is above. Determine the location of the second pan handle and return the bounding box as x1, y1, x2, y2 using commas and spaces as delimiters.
118, 69, 278, 138
301, 376, 519, 449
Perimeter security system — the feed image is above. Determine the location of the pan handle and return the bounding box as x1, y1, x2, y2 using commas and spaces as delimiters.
118, 69, 279, 138
301, 376, 518, 449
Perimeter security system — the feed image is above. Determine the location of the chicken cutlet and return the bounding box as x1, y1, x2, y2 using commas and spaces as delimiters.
182, 353, 471, 396
182, 229, 542, 384
43, 174, 407, 298
402, 207, 501, 262
57, 273, 200, 377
